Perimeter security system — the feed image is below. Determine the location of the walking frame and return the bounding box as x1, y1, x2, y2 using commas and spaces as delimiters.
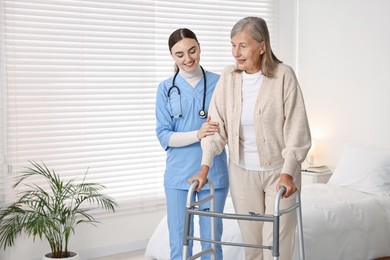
182, 179, 305, 260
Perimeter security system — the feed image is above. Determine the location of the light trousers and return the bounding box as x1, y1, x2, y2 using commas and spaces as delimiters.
228, 162, 301, 260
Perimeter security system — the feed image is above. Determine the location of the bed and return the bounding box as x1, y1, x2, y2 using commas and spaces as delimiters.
145, 145, 390, 260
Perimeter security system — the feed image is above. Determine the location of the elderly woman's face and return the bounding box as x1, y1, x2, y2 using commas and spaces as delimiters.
231, 30, 265, 74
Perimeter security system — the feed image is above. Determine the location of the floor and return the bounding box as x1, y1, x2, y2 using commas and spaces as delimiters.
90, 249, 145, 260
89, 249, 390, 260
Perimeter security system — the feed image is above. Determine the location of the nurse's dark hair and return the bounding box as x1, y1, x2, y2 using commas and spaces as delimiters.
168, 28, 199, 72
231, 17, 282, 77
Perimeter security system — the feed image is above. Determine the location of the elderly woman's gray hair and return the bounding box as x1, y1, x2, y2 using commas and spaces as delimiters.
231, 17, 281, 77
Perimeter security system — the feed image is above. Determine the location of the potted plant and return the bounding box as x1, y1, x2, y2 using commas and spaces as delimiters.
0, 161, 118, 259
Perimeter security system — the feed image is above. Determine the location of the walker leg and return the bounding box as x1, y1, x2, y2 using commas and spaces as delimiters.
210, 183, 216, 260
272, 215, 280, 258
182, 204, 191, 260
296, 192, 305, 260
183, 180, 217, 260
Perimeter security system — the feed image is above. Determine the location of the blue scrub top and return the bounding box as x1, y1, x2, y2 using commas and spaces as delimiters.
155, 70, 228, 190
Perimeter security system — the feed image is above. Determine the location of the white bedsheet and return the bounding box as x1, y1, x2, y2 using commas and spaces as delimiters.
293, 183, 390, 260
145, 184, 390, 260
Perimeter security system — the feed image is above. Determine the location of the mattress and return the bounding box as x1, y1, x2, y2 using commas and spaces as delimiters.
292, 183, 390, 260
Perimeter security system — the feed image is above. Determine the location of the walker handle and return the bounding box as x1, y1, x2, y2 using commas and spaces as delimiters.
189, 179, 208, 191
274, 186, 286, 217
186, 179, 211, 208
278, 186, 287, 196
190, 180, 199, 191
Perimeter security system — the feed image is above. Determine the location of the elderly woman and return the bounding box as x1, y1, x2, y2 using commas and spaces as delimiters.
189, 17, 311, 260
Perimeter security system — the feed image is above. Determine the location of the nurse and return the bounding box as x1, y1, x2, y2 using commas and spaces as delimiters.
155, 28, 229, 260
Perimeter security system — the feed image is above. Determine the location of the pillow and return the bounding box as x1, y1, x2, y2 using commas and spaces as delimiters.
327, 144, 390, 196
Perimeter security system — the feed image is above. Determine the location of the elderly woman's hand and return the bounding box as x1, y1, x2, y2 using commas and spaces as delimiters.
276, 173, 297, 198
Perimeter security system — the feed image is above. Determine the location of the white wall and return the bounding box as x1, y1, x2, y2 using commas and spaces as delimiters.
297, 0, 390, 166
276, 0, 298, 68
0, 209, 166, 260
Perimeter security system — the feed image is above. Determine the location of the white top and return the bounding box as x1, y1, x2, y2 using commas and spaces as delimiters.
239, 70, 264, 170
179, 65, 203, 88
169, 130, 199, 147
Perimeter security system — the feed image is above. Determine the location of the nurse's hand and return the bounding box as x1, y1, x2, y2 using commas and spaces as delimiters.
188, 165, 209, 192
197, 117, 219, 140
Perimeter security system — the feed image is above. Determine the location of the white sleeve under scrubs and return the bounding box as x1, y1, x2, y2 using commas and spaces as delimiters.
155, 70, 229, 190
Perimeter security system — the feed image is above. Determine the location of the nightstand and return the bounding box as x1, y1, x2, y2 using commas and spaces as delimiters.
301, 170, 332, 186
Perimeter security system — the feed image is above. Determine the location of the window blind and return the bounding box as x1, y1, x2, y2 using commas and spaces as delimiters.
0, 0, 277, 212
1, 0, 7, 205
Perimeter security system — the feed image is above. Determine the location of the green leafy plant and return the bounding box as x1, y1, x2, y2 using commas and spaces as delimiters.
0, 161, 118, 258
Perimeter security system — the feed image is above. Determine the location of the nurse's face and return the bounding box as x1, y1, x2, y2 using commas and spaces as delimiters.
231, 30, 265, 74
171, 38, 201, 73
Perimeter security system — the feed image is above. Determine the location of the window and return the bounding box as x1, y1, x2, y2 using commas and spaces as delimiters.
0, 0, 277, 212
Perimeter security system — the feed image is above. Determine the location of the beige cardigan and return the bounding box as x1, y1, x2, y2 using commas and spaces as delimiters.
201, 63, 311, 177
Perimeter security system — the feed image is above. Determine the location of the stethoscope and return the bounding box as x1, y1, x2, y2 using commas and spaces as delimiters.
167, 66, 207, 120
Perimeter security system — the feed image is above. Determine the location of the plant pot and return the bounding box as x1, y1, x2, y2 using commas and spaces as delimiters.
42, 252, 81, 260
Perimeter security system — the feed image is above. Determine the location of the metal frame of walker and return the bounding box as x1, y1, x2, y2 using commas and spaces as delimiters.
182, 179, 305, 260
